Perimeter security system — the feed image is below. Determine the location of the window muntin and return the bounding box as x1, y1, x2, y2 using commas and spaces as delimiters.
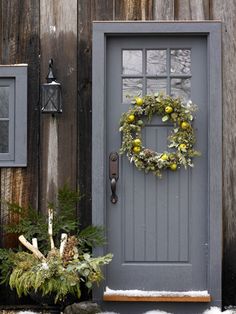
121, 48, 191, 103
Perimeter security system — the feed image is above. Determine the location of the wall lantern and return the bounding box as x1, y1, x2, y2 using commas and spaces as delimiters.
41, 59, 62, 114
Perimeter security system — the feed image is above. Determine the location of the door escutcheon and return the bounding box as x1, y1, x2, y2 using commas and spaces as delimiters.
109, 152, 119, 204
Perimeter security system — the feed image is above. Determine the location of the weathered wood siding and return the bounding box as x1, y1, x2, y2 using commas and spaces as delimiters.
211, 0, 236, 307
0, 0, 235, 308
0, 0, 40, 247
39, 0, 77, 212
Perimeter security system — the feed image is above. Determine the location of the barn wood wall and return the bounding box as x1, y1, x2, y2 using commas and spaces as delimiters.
0, 0, 235, 307
0, 0, 40, 247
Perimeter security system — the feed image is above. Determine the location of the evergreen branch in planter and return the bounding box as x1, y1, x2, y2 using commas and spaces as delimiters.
0, 186, 112, 303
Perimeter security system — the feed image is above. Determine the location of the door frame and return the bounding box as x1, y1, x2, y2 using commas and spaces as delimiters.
92, 21, 222, 305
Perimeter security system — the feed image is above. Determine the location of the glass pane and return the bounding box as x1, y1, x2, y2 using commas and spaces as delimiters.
171, 49, 191, 74
41, 85, 62, 113
146, 78, 167, 95
0, 86, 9, 118
0, 121, 9, 153
122, 78, 142, 103
171, 78, 191, 103
122, 50, 142, 75
146, 50, 167, 75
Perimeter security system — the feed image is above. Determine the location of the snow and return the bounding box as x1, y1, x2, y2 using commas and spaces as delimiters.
17, 312, 39, 314
14, 307, 236, 314
100, 308, 235, 314
104, 287, 210, 298
100, 312, 119, 314
144, 311, 172, 314
202, 307, 234, 314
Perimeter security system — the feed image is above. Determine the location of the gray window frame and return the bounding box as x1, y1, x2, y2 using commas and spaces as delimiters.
0, 65, 27, 167
92, 22, 222, 306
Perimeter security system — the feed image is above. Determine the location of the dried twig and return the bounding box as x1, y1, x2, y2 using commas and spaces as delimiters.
19, 235, 46, 260
59, 233, 68, 257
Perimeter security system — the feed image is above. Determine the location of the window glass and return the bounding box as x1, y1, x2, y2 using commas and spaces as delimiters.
0, 121, 9, 153
122, 50, 142, 75
146, 50, 167, 75
0, 87, 9, 118
171, 78, 191, 103
122, 78, 142, 102
170, 49, 191, 74
146, 78, 167, 95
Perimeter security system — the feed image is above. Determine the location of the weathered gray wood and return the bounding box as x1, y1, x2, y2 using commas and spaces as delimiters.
211, 0, 235, 246
153, 0, 174, 20
115, 0, 153, 20
211, 0, 236, 307
175, 0, 209, 19
0, 0, 40, 247
40, 0, 77, 210
77, 0, 114, 228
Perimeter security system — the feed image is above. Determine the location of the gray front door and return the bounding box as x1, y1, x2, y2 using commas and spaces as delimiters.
106, 35, 207, 291
92, 22, 222, 314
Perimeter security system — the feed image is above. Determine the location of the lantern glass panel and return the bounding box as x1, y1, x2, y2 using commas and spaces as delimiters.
41, 83, 62, 113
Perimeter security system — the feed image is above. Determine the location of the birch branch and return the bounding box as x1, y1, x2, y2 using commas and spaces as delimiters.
32, 238, 38, 249
48, 208, 55, 250
19, 235, 46, 260
59, 233, 68, 257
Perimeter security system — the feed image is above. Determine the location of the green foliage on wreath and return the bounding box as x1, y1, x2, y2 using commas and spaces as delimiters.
119, 93, 200, 177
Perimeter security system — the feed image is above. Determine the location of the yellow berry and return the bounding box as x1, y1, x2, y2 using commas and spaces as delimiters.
128, 114, 135, 123
161, 153, 169, 161
133, 146, 141, 154
133, 138, 141, 147
179, 144, 187, 150
181, 121, 190, 129
170, 163, 177, 171
165, 106, 173, 114
135, 97, 143, 106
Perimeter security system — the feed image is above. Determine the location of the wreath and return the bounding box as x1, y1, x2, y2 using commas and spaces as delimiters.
119, 93, 200, 177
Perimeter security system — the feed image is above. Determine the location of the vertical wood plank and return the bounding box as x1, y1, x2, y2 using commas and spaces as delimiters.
40, 0, 77, 211
78, 0, 114, 228
115, 0, 153, 20
211, 0, 236, 307
174, 0, 209, 20
0, 0, 40, 247
153, 0, 174, 20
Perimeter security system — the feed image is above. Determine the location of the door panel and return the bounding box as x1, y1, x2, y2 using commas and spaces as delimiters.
106, 36, 207, 291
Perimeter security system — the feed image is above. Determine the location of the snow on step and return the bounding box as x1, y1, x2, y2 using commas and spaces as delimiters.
104, 287, 210, 298
203, 307, 235, 314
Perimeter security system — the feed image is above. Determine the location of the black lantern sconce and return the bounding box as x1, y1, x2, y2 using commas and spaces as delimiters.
41, 59, 62, 114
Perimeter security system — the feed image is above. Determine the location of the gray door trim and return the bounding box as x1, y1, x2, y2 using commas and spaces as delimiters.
92, 22, 222, 306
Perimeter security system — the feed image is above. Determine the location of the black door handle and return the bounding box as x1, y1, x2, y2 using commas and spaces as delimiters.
109, 152, 119, 204
110, 177, 118, 204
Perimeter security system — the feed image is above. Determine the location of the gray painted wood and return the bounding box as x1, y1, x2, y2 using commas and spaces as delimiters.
106, 34, 207, 288
92, 22, 222, 313
0, 66, 27, 167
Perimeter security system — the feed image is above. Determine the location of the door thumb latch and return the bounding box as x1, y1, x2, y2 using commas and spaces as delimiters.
109, 152, 119, 204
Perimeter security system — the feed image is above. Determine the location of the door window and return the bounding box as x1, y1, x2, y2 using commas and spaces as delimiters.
122, 48, 191, 103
